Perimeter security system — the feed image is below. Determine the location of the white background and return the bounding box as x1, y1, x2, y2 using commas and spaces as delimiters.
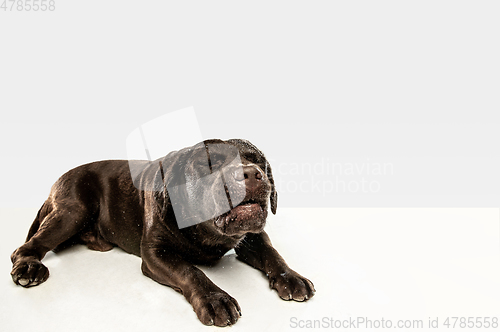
1, 1, 499, 331
1, 0, 499, 208
1, 208, 499, 332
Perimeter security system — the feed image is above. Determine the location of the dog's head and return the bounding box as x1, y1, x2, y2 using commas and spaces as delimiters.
160, 139, 277, 237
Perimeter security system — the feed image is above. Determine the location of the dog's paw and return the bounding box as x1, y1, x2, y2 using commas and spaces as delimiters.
11, 258, 49, 288
269, 269, 315, 302
192, 290, 242, 326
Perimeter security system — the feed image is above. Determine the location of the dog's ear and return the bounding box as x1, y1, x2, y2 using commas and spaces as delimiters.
265, 160, 278, 215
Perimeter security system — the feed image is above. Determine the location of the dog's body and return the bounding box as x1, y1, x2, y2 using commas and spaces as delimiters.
11, 139, 314, 326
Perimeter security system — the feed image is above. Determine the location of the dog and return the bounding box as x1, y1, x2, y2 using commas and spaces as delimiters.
11, 138, 315, 326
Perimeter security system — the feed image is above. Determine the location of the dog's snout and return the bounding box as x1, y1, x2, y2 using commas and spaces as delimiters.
234, 165, 261, 181
233, 165, 263, 190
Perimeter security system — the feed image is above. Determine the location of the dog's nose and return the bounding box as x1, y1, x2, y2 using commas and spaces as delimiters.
234, 165, 263, 187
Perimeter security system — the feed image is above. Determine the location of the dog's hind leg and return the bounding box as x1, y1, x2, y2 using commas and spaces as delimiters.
10, 201, 90, 287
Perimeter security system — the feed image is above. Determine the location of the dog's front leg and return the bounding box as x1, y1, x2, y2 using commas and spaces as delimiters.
140, 239, 241, 326
236, 231, 316, 301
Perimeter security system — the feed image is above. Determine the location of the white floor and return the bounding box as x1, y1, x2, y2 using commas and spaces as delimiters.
1, 208, 499, 331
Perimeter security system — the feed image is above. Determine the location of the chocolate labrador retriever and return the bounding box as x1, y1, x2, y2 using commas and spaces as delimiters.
11, 138, 315, 326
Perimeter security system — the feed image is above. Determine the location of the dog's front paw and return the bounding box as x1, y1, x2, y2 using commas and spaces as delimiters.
11, 258, 49, 288
192, 290, 242, 326
269, 269, 315, 302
